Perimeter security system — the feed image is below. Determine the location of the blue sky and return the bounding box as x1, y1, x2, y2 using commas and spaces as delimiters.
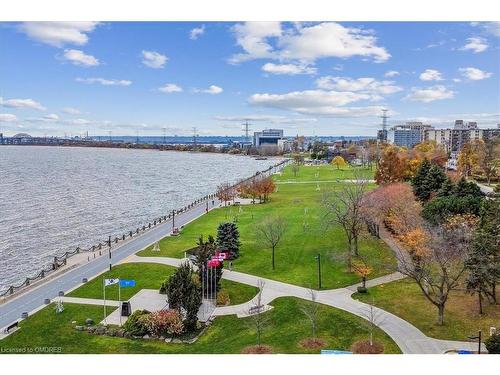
0, 21, 499, 137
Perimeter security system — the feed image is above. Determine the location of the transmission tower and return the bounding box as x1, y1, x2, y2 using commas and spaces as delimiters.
242, 120, 252, 143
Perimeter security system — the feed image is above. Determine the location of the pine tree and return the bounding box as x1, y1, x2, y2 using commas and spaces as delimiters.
163, 263, 202, 332
216, 222, 241, 259
425, 164, 447, 196
412, 159, 431, 201
437, 177, 455, 197
454, 177, 483, 198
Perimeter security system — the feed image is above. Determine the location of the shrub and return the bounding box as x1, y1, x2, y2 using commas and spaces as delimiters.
351, 340, 384, 354
145, 309, 184, 336
485, 333, 500, 354
216, 290, 230, 306
123, 309, 150, 336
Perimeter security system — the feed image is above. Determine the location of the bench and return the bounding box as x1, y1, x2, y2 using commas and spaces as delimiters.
248, 305, 264, 314
3, 321, 19, 334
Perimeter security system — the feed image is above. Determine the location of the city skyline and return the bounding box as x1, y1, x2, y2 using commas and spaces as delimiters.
1, 21, 499, 137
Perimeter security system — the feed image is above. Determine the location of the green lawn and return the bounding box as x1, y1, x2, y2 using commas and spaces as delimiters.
138, 165, 396, 289
0, 297, 401, 354
354, 278, 500, 341
275, 164, 375, 182
68, 263, 257, 305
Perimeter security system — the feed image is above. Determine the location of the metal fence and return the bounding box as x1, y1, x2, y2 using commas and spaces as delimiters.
0, 158, 291, 297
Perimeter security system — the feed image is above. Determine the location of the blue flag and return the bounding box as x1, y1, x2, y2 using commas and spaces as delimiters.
119, 279, 136, 288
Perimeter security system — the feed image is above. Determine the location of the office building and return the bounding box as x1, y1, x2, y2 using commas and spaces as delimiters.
253, 129, 284, 147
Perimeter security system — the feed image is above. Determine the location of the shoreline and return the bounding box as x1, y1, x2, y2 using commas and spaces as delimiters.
0, 159, 290, 301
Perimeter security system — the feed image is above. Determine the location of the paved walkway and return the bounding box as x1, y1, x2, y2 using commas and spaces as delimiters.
122, 255, 484, 354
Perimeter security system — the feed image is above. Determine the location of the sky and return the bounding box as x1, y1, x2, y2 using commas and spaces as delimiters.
0, 21, 499, 137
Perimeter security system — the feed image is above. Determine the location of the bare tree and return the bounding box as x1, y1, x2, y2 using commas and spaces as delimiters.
292, 163, 300, 177
255, 216, 288, 270
322, 175, 367, 270
361, 297, 384, 346
247, 280, 270, 347
396, 217, 474, 325
301, 289, 320, 340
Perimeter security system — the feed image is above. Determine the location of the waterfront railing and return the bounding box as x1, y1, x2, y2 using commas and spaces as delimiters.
0, 158, 291, 298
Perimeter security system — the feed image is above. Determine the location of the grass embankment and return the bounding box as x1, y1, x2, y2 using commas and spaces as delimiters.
354, 278, 500, 341
68, 263, 257, 306
0, 298, 401, 354
138, 165, 396, 289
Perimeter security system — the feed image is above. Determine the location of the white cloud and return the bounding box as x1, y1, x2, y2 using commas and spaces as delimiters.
63, 49, 99, 67
18, 22, 99, 47
419, 69, 444, 81
0, 97, 46, 111
158, 83, 183, 93
215, 115, 317, 124
230, 22, 390, 64
0, 113, 18, 122
141, 50, 168, 69
315, 77, 402, 98
43, 113, 59, 120
459, 67, 493, 81
75, 77, 132, 86
248, 89, 386, 117
404, 85, 454, 103
460, 37, 489, 53
471, 22, 500, 38
261, 63, 316, 75
194, 85, 223, 94
190, 25, 205, 40
384, 70, 399, 78
229, 22, 282, 63
62, 107, 81, 115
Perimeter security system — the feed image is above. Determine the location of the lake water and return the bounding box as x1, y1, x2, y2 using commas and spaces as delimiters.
0, 146, 279, 291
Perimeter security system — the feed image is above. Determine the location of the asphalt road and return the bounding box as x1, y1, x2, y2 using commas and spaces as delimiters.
0, 198, 220, 331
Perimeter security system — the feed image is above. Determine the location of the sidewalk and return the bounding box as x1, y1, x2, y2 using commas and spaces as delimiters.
125, 255, 484, 354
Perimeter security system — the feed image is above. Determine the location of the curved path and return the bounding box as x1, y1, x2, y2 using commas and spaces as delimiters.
123, 255, 483, 354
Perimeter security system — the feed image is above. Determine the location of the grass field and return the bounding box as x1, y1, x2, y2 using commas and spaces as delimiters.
0, 298, 401, 354
138, 165, 396, 289
68, 263, 257, 305
354, 278, 500, 341
275, 164, 375, 182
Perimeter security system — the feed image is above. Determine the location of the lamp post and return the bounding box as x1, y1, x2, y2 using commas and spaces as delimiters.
315, 253, 322, 289
468, 330, 482, 354
172, 210, 175, 231
108, 235, 112, 271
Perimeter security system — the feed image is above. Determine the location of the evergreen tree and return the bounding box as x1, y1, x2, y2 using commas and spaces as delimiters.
162, 263, 202, 332
411, 158, 432, 201
425, 164, 447, 196
454, 177, 483, 198
216, 222, 241, 259
437, 177, 455, 197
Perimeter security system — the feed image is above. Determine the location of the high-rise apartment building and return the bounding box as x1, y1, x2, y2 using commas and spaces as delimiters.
386, 122, 433, 148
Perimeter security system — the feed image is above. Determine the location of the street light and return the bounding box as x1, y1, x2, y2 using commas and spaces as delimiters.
314, 253, 322, 289
108, 235, 112, 271
468, 330, 482, 354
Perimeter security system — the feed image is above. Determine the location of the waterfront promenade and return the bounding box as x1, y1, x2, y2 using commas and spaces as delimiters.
0, 198, 221, 332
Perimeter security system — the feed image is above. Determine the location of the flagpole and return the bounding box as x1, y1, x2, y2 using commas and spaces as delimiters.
103, 277, 106, 325
119, 279, 122, 327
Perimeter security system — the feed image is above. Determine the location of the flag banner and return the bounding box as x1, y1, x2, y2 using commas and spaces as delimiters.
119, 279, 136, 288
104, 278, 119, 287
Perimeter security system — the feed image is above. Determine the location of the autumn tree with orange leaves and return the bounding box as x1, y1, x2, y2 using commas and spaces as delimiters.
395, 215, 476, 325
361, 183, 422, 236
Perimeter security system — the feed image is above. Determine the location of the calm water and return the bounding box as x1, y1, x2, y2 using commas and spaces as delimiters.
0, 146, 279, 291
